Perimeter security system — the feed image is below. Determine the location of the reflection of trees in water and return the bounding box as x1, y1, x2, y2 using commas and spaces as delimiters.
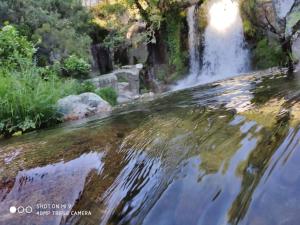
66, 107, 244, 224
228, 115, 291, 224
251, 75, 298, 105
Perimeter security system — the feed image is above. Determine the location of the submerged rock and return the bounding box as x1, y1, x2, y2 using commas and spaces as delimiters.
57, 93, 112, 121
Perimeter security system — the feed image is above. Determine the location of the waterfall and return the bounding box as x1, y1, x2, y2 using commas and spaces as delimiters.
174, 0, 249, 90
187, 5, 200, 80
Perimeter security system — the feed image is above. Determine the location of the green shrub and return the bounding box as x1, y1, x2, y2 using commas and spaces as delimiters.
78, 81, 96, 93
0, 66, 78, 137
165, 11, 184, 72
95, 87, 117, 106
0, 0, 93, 66
62, 55, 91, 78
243, 19, 256, 38
253, 38, 285, 69
0, 25, 35, 69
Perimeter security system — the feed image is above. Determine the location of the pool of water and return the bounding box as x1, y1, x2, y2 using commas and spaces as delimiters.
1, 73, 300, 225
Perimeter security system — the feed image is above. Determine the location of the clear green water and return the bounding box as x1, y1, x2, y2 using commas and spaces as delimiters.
1, 73, 300, 225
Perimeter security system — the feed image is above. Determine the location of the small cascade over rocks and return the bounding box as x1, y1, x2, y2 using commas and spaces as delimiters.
174, 0, 250, 90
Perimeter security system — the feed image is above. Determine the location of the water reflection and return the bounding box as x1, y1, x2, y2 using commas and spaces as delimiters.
1, 73, 300, 225
0, 152, 104, 225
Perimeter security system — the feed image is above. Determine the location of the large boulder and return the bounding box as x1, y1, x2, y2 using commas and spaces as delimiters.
57, 93, 112, 121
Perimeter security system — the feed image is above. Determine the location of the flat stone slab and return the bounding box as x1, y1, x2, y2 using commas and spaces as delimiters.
87, 73, 118, 91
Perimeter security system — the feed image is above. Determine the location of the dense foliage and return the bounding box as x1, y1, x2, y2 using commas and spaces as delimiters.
0, 0, 92, 65
62, 55, 91, 78
91, 0, 191, 82
0, 25, 35, 69
0, 67, 78, 137
0, 25, 79, 137
96, 87, 118, 106
240, 0, 300, 71
253, 38, 284, 69
165, 10, 187, 80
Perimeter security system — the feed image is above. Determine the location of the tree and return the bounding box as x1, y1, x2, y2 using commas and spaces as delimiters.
241, 0, 300, 74
0, 0, 93, 65
0, 25, 35, 69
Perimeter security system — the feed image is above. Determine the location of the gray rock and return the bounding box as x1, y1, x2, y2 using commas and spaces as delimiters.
117, 82, 137, 103
292, 33, 300, 71
126, 22, 148, 64
57, 93, 112, 121
87, 73, 118, 91
115, 64, 142, 95
140, 92, 155, 99
285, 4, 300, 36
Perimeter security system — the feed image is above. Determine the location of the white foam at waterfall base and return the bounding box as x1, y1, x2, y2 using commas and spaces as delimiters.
174, 0, 250, 90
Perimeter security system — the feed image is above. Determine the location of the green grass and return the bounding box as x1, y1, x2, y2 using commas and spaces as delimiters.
95, 87, 118, 106
0, 66, 79, 137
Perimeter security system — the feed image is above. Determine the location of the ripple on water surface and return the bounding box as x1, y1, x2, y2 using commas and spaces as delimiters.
1, 73, 300, 225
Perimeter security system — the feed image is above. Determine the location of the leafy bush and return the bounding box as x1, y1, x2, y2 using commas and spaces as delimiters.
95, 87, 117, 106
62, 55, 91, 78
33, 23, 92, 65
0, 67, 78, 137
243, 19, 256, 38
0, 0, 93, 65
0, 24, 79, 137
0, 25, 35, 69
78, 81, 96, 93
253, 38, 285, 69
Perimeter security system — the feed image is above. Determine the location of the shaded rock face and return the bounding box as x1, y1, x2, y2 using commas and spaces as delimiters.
114, 64, 142, 95
126, 22, 148, 65
115, 65, 143, 103
114, 47, 129, 66
293, 33, 300, 70
88, 64, 143, 103
253, 0, 300, 36
128, 43, 148, 65
57, 93, 112, 121
273, 0, 296, 19
117, 82, 139, 104
91, 44, 113, 75
285, 4, 300, 36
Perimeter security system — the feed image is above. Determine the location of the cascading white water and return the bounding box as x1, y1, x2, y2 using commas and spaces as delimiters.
200, 0, 249, 82
174, 5, 200, 88
187, 5, 200, 80
174, 0, 249, 90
